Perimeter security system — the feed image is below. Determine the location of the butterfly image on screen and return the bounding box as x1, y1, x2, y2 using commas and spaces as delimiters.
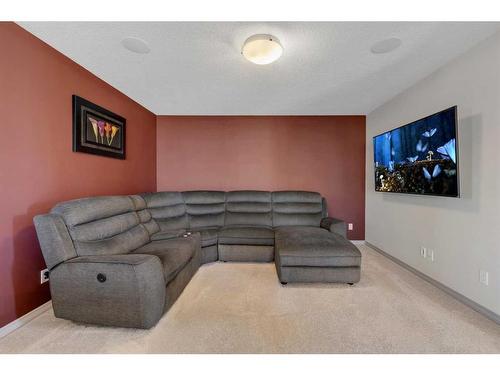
373, 106, 459, 197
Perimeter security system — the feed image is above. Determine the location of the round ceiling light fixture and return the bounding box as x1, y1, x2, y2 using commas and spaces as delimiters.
241, 34, 283, 65
370, 37, 402, 54
121, 37, 151, 54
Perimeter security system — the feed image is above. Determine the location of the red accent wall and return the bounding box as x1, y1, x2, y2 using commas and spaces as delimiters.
156, 116, 366, 240
0, 23, 157, 328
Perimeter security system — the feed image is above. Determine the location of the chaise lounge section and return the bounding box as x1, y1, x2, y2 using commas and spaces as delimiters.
275, 226, 361, 284
34, 190, 361, 329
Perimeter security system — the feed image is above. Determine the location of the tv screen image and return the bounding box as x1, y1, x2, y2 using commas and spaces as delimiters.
373, 106, 459, 197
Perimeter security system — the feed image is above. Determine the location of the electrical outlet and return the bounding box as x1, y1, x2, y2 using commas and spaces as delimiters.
479, 270, 489, 286
428, 249, 434, 262
420, 246, 427, 258
40, 268, 49, 284
348, 223, 353, 231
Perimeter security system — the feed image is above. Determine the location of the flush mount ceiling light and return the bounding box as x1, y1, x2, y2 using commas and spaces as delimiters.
242, 34, 283, 65
121, 37, 151, 54
370, 37, 402, 54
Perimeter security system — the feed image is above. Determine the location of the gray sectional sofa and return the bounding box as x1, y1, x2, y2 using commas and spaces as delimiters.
34, 190, 361, 329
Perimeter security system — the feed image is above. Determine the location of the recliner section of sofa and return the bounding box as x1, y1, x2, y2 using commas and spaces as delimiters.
34, 190, 361, 330
34, 195, 173, 328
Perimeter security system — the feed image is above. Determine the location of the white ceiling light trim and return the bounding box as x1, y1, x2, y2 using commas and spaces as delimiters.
121, 36, 150, 54
241, 34, 283, 65
370, 37, 402, 54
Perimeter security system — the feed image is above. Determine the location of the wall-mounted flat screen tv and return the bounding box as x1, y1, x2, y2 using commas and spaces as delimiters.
373, 106, 459, 197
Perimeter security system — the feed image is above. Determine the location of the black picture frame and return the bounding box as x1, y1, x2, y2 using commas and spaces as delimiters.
72, 95, 126, 159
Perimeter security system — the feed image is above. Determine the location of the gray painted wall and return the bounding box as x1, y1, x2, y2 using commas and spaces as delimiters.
366, 31, 500, 315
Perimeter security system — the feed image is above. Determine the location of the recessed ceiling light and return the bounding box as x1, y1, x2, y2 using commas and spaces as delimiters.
121, 37, 150, 54
242, 34, 283, 65
370, 38, 402, 54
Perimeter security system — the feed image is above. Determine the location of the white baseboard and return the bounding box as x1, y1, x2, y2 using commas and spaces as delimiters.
0, 301, 52, 339
365, 241, 500, 325
350, 240, 366, 245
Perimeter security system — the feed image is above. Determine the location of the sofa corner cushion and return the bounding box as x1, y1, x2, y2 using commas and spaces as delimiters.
200, 244, 218, 264
218, 226, 274, 246
195, 228, 219, 247
275, 226, 361, 267
134, 234, 200, 283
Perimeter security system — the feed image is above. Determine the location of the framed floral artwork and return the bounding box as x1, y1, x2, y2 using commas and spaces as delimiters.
72, 95, 126, 159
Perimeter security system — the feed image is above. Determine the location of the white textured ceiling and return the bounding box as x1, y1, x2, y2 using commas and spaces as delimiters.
19, 22, 500, 115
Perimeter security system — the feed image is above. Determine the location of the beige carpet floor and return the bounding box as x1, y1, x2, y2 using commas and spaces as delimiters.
1, 244, 499, 354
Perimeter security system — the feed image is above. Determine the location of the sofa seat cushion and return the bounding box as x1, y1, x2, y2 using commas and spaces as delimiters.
193, 228, 218, 247
218, 226, 274, 246
133, 233, 200, 283
275, 226, 361, 267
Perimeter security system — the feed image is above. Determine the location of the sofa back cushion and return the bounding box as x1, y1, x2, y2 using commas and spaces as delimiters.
182, 191, 226, 229
272, 191, 325, 227
225, 191, 272, 227
52, 195, 158, 256
142, 192, 188, 232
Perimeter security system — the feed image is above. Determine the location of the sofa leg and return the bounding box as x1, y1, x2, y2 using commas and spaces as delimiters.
280, 281, 288, 285
347, 282, 354, 285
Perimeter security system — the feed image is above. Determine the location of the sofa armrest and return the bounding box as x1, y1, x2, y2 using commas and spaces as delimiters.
320, 217, 347, 239
33, 213, 78, 270
50, 253, 165, 329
